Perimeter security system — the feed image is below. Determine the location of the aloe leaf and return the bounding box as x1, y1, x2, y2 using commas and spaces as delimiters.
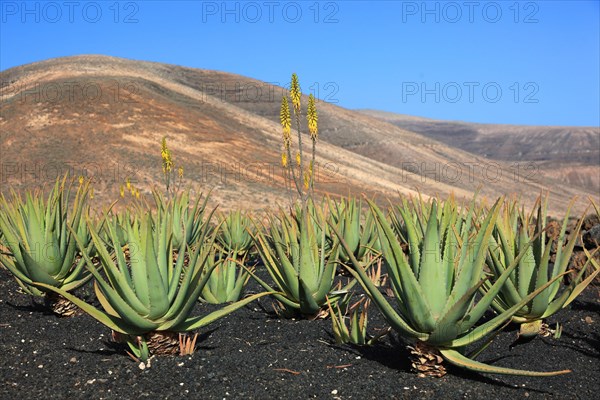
34, 281, 145, 334
160, 241, 216, 323
92, 267, 159, 330
563, 248, 600, 306
458, 232, 540, 333
327, 296, 349, 343
0, 247, 32, 284
442, 219, 456, 299
496, 215, 516, 280
82, 222, 149, 315
398, 205, 421, 274
468, 198, 503, 287
517, 227, 536, 298
127, 220, 150, 309
93, 280, 120, 318
330, 221, 428, 340
552, 199, 576, 277
253, 231, 297, 298
439, 348, 571, 376
172, 292, 272, 331
487, 247, 522, 308
314, 244, 338, 303
167, 238, 187, 302
298, 277, 321, 315
450, 200, 501, 309
417, 201, 446, 318
451, 271, 568, 348
441, 201, 500, 321
367, 199, 435, 332
144, 224, 170, 320
201, 288, 220, 304
19, 244, 59, 286
61, 270, 93, 292
529, 228, 555, 317
549, 206, 584, 300
466, 319, 511, 360
298, 211, 318, 292
544, 249, 600, 316
429, 279, 487, 345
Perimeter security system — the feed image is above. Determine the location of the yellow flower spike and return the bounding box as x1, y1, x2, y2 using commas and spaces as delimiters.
303, 171, 310, 189
178, 166, 184, 179
78, 175, 84, 185
126, 178, 131, 190
119, 185, 125, 198
135, 189, 140, 199
90, 188, 94, 199
290, 74, 301, 113
161, 136, 173, 173
307, 94, 318, 140
296, 152, 301, 166
281, 152, 288, 167
280, 96, 292, 140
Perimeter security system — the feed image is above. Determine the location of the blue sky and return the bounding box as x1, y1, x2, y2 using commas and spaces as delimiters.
1, 0, 599, 126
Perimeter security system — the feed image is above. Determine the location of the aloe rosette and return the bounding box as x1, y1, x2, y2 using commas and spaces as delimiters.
253, 207, 354, 317
0, 176, 92, 299
101, 209, 135, 249
485, 197, 600, 337
200, 248, 253, 304
329, 197, 378, 263
36, 211, 268, 360
332, 196, 571, 376
152, 188, 209, 249
216, 210, 255, 254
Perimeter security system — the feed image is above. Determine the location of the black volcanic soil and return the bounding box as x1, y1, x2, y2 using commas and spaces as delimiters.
0, 266, 599, 400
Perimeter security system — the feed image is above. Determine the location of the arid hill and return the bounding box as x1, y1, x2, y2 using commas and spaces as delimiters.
359, 110, 600, 195
0, 55, 596, 214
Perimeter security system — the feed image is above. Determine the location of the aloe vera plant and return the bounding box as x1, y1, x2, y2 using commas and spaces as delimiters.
102, 209, 135, 249
36, 211, 268, 361
485, 197, 600, 337
216, 210, 255, 254
327, 295, 389, 346
253, 207, 354, 317
0, 177, 93, 308
152, 189, 209, 248
332, 196, 571, 376
329, 197, 378, 262
292, 199, 331, 252
200, 249, 254, 304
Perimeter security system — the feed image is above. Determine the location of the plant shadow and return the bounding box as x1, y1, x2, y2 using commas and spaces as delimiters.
548, 331, 600, 359
324, 330, 554, 394
6, 299, 56, 316
66, 328, 220, 359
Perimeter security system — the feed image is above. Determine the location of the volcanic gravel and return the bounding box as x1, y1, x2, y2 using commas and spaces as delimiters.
0, 266, 599, 400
